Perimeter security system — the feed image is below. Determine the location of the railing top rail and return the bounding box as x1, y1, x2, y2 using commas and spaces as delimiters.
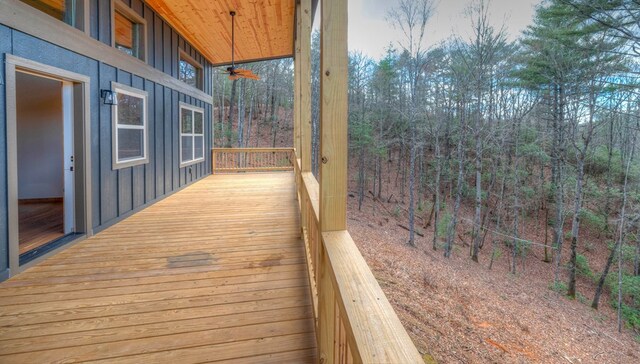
296, 167, 423, 363
211, 147, 295, 152
211, 148, 295, 174
301, 172, 319, 219
323, 230, 423, 363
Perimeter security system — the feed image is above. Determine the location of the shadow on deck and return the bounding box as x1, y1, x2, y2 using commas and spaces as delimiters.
0, 172, 316, 363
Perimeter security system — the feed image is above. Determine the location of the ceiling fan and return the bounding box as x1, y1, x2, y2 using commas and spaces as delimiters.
222, 11, 260, 81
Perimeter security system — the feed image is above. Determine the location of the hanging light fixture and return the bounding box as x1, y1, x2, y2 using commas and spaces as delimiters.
101, 89, 117, 105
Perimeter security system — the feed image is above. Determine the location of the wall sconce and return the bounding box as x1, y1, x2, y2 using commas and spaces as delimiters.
101, 89, 117, 105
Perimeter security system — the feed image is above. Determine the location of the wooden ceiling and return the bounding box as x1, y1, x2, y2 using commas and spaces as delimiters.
145, 0, 296, 66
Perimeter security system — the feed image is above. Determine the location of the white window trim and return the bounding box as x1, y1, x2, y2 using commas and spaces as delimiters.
112, 82, 149, 169
179, 102, 205, 167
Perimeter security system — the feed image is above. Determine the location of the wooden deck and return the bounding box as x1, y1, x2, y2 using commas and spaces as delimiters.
0, 173, 317, 363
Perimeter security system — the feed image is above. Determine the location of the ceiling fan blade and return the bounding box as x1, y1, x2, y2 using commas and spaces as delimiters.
234, 69, 260, 80
243, 74, 261, 80
228, 74, 240, 81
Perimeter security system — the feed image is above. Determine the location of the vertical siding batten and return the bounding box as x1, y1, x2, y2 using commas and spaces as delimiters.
172, 89, 180, 188
154, 83, 165, 196
163, 23, 172, 76
164, 87, 173, 192
131, 74, 146, 209
144, 78, 156, 203
99, 62, 118, 224
97, 0, 111, 45
115, 69, 133, 216
154, 14, 163, 72
144, 5, 155, 69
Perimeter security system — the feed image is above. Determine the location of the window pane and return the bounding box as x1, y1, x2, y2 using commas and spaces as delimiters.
181, 109, 193, 134
194, 136, 204, 159
20, 0, 83, 29
117, 93, 144, 126
179, 60, 200, 88
21, 0, 65, 19
181, 136, 193, 162
115, 11, 134, 54
194, 112, 203, 134
118, 128, 144, 160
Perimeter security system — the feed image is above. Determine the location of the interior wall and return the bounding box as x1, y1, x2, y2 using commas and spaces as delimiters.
16, 72, 64, 200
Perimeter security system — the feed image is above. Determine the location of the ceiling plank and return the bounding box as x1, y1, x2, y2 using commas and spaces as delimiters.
144, 0, 295, 65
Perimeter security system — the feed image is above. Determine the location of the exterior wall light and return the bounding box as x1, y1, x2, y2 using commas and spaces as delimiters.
101, 89, 117, 105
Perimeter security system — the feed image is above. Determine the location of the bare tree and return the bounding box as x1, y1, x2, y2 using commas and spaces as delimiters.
387, 0, 434, 246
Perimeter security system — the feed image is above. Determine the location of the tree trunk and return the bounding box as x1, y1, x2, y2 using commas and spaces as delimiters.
616, 131, 636, 332
511, 119, 522, 274
634, 233, 639, 276
604, 118, 614, 232
408, 126, 417, 246
592, 240, 618, 309
245, 86, 255, 148
445, 111, 466, 258
226, 78, 238, 148
489, 161, 508, 270
553, 83, 566, 287
271, 95, 279, 147
433, 132, 441, 251
358, 146, 366, 211
237, 79, 246, 148
472, 115, 483, 262
567, 155, 585, 298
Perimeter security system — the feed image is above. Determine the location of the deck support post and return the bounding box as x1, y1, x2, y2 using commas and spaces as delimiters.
300, 0, 312, 173
318, 0, 348, 361
319, 0, 348, 233
297, 0, 313, 241
293, 0, 302, 159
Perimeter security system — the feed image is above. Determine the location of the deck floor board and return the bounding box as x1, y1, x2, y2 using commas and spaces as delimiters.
0, 172, 317, 363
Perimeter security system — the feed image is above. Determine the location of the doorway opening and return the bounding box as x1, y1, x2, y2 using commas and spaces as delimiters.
13, 70, 86, 265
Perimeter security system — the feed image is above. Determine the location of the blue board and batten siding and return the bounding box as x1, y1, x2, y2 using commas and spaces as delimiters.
0, 0, 215, 280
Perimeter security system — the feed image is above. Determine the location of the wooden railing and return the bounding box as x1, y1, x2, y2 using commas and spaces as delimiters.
211, 148, 295, 174
294, 160, 423, 363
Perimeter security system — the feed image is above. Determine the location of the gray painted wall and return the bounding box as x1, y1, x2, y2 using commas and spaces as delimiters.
16, 73, 64, 199
0, 0, 214, 279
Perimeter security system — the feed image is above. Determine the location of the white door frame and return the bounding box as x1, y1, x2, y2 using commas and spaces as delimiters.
62, 81, 76, 234
5, 54, 93, 276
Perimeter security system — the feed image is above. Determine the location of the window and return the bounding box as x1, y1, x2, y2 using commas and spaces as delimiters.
112, 83, 148, 169
113, 1, 146, 61
179, 51, 203, 90
20, 0, 86, 31
180, 103, 205, 166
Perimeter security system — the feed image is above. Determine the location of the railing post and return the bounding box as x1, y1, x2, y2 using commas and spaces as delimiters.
318, 246, 336, 363
211, 149, 216, 175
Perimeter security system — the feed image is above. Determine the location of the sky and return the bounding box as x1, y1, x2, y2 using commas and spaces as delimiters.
314, 0, 542, 60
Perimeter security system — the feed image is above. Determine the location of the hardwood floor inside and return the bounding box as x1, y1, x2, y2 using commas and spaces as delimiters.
0, 173, 317, 363
18, 199, 64, 255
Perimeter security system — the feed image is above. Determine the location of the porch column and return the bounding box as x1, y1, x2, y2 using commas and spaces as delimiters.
293, 0, 302, 157
319, 0, 348, 232
317, 1, 348, 360
299, 0, 312, 172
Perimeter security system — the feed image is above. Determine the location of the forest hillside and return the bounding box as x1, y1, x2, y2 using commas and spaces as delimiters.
212, 0, 640, 362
